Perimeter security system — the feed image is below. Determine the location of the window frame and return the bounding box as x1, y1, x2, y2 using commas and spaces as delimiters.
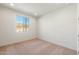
16, 15, 30, 33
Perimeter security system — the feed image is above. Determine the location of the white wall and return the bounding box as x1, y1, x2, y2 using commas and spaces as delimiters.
38, 4, 77, 50
77, 4, 79, 54
0, 6, 37, 47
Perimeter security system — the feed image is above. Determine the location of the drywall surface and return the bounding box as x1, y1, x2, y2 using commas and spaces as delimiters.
77, 4, 79, 54
0, 6, 37, 47
38, 4, 77, 50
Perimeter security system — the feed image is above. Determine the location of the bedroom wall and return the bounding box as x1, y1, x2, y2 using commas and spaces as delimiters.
0, 6, 37, 47
77, 4, 79, 53
38, 4, 77, 50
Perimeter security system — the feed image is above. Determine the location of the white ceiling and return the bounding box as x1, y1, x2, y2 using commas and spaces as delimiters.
0, 3, 72, 18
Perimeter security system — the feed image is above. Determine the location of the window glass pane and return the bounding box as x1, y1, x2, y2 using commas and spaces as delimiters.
16, 15, 31, 32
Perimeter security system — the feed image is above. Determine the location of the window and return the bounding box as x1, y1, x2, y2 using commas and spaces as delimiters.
16, 16, 30, 32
